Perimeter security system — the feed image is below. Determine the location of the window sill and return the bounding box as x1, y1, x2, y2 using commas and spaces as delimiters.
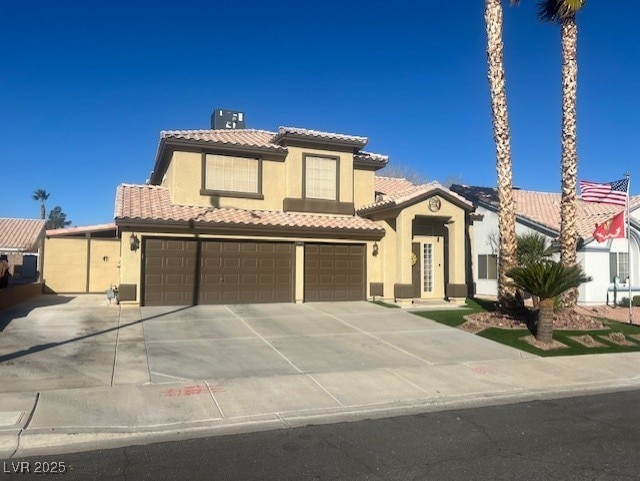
283, 198, 354, 215
200, 189, 264, 200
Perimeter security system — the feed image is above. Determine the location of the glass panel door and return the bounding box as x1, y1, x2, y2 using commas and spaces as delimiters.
423, 243, 433, 293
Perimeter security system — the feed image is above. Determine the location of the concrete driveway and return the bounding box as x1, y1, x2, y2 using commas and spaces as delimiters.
141, 301, 528, 384
0, 295, 530, 394
0, 295, 121, 393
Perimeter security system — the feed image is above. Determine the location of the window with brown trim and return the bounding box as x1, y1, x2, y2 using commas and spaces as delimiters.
305, 155, 337, 201
204, 154, 260, 195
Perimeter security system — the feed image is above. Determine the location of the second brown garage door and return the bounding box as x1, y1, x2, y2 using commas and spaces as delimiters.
304, 243, 365, 302
144, 238, 294, 306
199, 241, 294, 304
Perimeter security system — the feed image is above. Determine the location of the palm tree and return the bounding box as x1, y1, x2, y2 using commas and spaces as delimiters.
507, 260, 591, 344
537, 0, 586, 308
517, 232, 555, 266
32, 189, 50, 220
516, 232, 556, 308
485, 0, 519, 310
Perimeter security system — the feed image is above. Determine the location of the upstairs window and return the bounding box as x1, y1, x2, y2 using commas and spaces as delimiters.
205, 154, 259, 194
305, 155, 337, 201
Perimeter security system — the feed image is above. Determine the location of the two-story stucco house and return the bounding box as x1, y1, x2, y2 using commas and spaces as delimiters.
114, 116, 474, 306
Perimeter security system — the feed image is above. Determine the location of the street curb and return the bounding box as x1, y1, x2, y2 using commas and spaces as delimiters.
6, 379, 640, 459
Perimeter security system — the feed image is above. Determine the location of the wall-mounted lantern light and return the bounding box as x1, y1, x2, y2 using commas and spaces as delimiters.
372, 241, 379, 257
129, 233, 140, 252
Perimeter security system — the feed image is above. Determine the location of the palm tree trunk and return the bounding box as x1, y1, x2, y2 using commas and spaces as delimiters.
485, 0, 517, 309
559, 16, 579, 308
536, 298, 555, 344
40, 202, 46, 220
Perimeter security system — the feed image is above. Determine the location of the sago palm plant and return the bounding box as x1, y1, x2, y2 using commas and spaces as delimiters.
507, 261, 591, 344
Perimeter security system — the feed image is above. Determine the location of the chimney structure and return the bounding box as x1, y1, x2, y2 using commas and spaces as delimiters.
211, 108, 245, 130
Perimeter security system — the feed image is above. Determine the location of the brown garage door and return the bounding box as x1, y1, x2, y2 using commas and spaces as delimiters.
199, 241, 294, 304
144, 238, 197, 306
304, 244, 365, 302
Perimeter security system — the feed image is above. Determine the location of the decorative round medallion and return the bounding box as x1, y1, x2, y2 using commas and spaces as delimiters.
411, 252, 418, 266
428, 197, 441, 212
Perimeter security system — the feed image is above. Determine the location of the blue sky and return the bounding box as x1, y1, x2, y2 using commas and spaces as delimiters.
2, 1, 638, 226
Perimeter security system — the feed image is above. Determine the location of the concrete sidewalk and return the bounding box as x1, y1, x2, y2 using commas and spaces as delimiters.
2, 351, 639, 458
1, 296, 640, 458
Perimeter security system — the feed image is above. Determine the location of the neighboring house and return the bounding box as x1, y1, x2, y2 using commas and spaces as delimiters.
451, 184, 640, 305
0, 218, 46, 282
113, 117, 474, 306
43, 223, 119, 294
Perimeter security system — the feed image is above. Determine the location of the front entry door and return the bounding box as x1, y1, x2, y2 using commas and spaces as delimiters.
411, 242, 421, 297
418, 236, 445, 299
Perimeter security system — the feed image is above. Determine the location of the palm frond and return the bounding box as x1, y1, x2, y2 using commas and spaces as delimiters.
517, 232, 555, 265
507, 260, 591, 299
32, 189, 50, 201
537, 0, 585, 22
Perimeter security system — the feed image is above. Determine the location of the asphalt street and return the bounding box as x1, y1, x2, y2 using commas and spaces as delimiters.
6, 389, 640, 481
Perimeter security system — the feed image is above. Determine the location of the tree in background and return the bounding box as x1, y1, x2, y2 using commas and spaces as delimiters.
485, 0, 518, 310
379, 163, 428, 185
46, 206, 72, 229
538, 0, 586, 308
517, 232, 555, 266
32, 189, 50, 220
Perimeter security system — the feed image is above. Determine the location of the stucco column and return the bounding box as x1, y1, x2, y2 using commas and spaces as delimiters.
446, 219, 467, 301
295, 242, 304, 303
393, 212, 414, 304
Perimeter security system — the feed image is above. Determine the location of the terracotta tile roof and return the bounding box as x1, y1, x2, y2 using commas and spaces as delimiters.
354, 151, 389, 166
0, 218, 46, 251
152, 127, 388, 186
46, 223, 117, 237
114, 184, 384, 236
273, 127, 368, 148
450, 184, 640, 241
374, 176, 417, 197
161, 126, 373, 151
357, 177, 474, 213
514, 190, 640, 240
161, 129, 285, 152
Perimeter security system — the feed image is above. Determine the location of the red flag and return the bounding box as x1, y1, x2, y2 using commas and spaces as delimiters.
593, 211, 625, 243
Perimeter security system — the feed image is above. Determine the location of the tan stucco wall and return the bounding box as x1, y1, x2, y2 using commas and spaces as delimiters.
44, 238, 88, 292
88, 240, 120, 292
371, 194, 469, 301
353, 169, 375, 209
160, 156, 176, 193
164, 146, 366, 212
43, 238, 120, 294
118, 232, 142, 301
166, 151, 286, 210
284, 146, 354, 204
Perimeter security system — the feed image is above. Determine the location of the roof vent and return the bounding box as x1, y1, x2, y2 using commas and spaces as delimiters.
211, 108, 245, 130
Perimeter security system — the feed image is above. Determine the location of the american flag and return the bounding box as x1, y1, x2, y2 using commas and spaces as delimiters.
579, 178, 629, 206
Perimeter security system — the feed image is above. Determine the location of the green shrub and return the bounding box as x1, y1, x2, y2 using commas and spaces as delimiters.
618, 297, 631, 307
617, 296, 640, 307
